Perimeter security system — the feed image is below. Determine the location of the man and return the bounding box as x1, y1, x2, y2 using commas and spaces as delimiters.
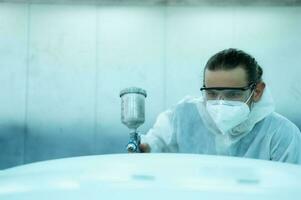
140, 48, 301, 164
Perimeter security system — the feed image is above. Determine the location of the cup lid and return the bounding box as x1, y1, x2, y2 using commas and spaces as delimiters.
120, 87, 147, 98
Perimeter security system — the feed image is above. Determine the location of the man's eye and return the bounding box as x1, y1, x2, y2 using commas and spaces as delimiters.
225, 91, 242, 98
206, 91, 218, 98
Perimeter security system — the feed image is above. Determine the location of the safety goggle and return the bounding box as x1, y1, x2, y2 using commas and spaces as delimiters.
200, 83, 256, 102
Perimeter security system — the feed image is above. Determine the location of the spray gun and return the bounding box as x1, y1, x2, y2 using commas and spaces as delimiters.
120, 87, 147, 153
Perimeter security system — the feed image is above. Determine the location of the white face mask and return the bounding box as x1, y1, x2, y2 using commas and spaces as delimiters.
206, 100, 250, 135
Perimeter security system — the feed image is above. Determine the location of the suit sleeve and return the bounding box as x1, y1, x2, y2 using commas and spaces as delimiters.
141, 108, 178, 153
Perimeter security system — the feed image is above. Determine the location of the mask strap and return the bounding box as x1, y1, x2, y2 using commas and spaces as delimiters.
245, 89, 255, 104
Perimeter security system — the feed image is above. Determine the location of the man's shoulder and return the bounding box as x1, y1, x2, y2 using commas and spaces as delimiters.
175, 95, 204, 107
263, 112, 300, 139
265, 112, 299, 129
164, 96, 204, 118
264, 112, 301, 163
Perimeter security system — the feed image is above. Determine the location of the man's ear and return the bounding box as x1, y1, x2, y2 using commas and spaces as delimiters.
253, 82, 265, 102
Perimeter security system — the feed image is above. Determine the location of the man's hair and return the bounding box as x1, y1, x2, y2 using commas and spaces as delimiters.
204, 48, 263, 85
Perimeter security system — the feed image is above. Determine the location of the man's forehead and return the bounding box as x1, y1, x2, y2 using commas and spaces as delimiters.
204, 67, 248, 87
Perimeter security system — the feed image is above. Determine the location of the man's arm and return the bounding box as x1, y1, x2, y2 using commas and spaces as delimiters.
140, 108, 178, 153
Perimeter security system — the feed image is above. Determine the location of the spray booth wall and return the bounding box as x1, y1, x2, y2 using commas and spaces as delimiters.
0, 3, 301, 169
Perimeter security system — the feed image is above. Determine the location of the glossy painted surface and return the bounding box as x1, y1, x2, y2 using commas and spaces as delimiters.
0, 154, 301, 199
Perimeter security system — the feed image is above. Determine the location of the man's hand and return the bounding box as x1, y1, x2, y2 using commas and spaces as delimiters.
139, 143, 151, 153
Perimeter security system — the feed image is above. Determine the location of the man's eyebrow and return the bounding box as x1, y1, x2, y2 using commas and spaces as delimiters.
201, 86, 249, 90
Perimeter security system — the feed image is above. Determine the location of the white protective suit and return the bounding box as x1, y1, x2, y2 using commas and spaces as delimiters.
141, 88, 301, 164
